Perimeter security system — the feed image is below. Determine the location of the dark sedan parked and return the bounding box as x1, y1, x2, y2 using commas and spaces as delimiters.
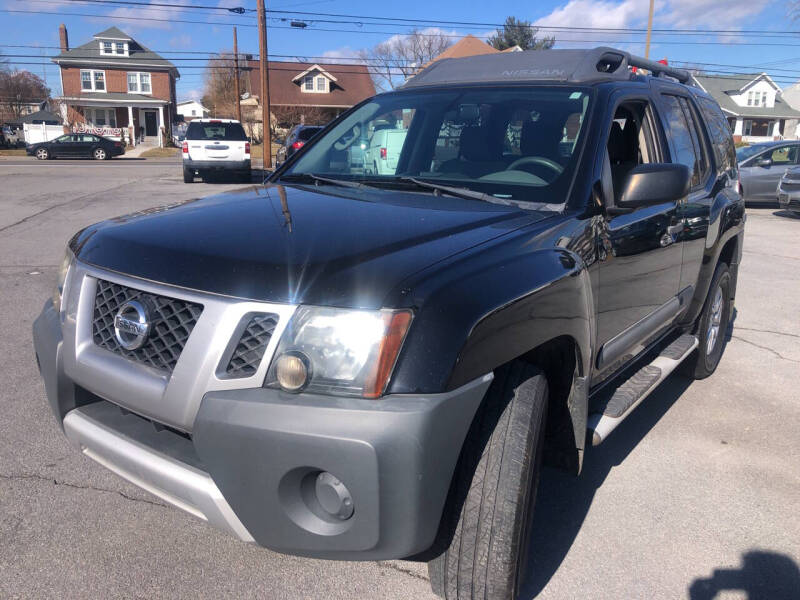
27, 133, 125, 160
736, 140, 800, 204
275, 125, 323, 166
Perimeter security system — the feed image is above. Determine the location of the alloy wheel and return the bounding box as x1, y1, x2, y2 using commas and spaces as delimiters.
706, 286, 724, 355
94, 148, 106, 160
36, 148, 48, 160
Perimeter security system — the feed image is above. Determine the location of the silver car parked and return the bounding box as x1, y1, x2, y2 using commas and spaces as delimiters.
778, 167, 800, 215
737, 141, 800, 204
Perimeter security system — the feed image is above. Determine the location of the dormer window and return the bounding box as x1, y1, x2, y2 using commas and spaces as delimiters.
295, 64, 336, 94
100, 40, 129, 56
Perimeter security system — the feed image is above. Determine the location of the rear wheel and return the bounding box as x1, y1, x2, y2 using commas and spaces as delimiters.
35, 147, 49, 160
428, 361, 548, 600
682, 262, 731, 379
93, 148, 107, 160
183, 168, 194, 183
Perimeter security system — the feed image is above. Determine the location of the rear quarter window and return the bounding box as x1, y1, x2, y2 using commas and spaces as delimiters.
186, 122, 247, 141
297, 128, 322, 142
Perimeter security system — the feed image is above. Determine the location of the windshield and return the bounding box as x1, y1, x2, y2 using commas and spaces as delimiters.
186, 121, 247, 141
282, 87, 592, 205
736, 144, 765, 163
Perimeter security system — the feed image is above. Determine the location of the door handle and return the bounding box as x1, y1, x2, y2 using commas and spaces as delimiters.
667, 223, 684, 236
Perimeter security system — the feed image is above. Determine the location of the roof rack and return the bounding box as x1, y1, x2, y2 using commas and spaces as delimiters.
401, 47, 691, 89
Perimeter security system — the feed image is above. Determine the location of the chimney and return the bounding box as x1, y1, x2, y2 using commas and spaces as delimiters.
59, 24, 69, 52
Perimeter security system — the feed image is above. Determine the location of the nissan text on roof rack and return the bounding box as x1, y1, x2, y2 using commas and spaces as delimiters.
33, 47, 744, 600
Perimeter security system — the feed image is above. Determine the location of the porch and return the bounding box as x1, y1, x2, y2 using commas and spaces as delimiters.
728, 116, 784, 144
57, 94, 171, 147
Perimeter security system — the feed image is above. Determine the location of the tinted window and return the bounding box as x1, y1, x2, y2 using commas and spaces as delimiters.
662, 95, 708, 188
297, 127, 322, 142
186, 121, 247, 141
696, 95, 736, 173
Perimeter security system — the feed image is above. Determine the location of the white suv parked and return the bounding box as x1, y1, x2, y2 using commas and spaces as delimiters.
182, 119, 251, 183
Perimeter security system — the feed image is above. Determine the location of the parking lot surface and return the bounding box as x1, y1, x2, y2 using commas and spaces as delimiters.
1, 158, 798, 599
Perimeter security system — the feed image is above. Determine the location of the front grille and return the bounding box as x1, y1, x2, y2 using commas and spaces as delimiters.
92, 279, 203, 373
224, 313, 279, 377
780, 181, 800, 192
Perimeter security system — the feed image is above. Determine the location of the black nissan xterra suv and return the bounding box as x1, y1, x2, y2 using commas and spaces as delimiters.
33, 48, 744, 599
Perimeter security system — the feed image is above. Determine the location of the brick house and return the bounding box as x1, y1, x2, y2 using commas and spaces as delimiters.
52, 25, 179, 147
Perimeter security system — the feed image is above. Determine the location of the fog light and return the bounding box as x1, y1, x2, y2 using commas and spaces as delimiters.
275, 351, 310, 392
315, 472, 354, 520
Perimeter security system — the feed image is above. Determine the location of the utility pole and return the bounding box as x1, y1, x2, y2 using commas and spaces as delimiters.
645, 0, 655, 59
233, 27, 242, 123
256, 0, 271, 167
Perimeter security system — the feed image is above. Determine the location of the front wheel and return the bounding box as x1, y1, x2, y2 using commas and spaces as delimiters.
35, 147, 49, 160
428, 361, 548, 600
682, 262, 732, 379
93, 148, 107, 160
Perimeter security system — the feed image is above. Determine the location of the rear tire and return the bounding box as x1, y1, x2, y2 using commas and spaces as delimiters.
682, 262, 731, 379
428, 361, 548, 600
93, 148, 107, 160
183, 168, 194, 183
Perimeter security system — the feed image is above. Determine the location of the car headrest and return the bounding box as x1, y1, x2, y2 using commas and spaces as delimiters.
607, 121, 626, 164
520, 118, 564, 157
459, 126, 497, 162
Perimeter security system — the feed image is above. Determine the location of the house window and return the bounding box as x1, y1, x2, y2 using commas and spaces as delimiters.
81, 70, 106, 92
303, 75, 314, 91
743, 120, 753, 136
115, 42, 125, 55
127, 72, 151, 94
88, 108, 116, 128
316, 76, 326, 92
102, 41, 112, 54
762, 91, 768, 107
191, 109, 196, 116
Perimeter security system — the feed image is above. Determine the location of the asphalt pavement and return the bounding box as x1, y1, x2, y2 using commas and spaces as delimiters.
0, 157, 798, 599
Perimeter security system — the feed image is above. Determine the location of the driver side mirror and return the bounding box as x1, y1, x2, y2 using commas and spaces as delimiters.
613, 163, 691, 212
756, 156, 773, 168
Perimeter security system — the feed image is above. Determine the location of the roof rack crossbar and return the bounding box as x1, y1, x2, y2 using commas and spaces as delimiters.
627, 54, 690, 84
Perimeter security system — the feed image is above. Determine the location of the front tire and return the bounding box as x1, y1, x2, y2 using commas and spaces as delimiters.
428, 361, 548, 600
682, 262, 731, 379
93, 148, 107, 160
35, 147, 49, 160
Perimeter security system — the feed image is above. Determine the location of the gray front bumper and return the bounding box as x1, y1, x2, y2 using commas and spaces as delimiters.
33, 299, 491, 559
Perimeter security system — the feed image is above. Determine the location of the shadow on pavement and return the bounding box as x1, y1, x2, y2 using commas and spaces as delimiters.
689, 551, 800, 600
772, 209, 800, 220
519, 373, 695, 598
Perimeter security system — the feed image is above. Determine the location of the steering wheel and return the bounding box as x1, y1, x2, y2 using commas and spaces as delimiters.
334, 124, 361, 151
507, 156, 564, 177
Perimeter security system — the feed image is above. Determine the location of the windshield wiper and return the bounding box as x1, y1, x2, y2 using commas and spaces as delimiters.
400, 177, 561, 211
281, 173, 373, 190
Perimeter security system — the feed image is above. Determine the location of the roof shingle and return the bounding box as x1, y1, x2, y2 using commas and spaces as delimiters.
247, 61, 375, 107
692, 73, 800, 118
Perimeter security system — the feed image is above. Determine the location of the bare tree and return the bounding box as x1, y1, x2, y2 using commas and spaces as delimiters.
360, 29, 453, 91
0, 70, 50, 120
202, 51, 249, 119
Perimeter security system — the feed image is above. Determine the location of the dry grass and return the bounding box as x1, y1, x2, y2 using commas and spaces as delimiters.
249, 143, 282, 162
139, 147, 180, 158
0, 148, 27, 156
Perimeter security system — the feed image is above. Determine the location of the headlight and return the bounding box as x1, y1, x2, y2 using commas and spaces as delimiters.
53, 248, 74, 314
265, 306, 412, 398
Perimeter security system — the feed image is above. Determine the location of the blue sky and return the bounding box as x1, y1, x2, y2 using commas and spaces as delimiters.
1, 0, 798, 101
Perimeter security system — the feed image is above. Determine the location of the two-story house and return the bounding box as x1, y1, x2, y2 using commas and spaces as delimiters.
692, 72, 800, 143
52, 25, 179, 147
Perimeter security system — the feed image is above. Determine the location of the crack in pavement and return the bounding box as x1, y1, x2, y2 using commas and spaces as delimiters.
0, 180, 136, 235
0, 472, 167, 509
735, 326, 800, 339
731, 335, 800, 364
377, 561, 430, 582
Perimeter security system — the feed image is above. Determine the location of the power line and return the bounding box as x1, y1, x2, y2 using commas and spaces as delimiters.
58, 0, 255, 13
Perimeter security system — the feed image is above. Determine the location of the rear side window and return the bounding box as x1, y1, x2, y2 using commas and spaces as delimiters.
661, 95, 709, 189
297, 127, 322, 142
696, 95, 736, 173
186, 122, 247, 141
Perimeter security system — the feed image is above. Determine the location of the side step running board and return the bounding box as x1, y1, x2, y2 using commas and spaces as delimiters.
588, 334, 698, 446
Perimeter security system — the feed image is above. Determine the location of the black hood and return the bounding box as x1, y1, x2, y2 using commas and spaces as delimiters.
71, 184, 553, 308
